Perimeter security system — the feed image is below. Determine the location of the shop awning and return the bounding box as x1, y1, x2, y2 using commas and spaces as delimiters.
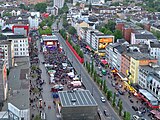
117, 72, 128, 81
101, 59, 108, 65
86, 45, 91, 51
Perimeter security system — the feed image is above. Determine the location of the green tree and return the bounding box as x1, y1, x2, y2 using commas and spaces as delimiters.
91, 60, 94, 75
112, 93, 116, 107
117, 98, 121, 107
34, 115, 41, 120
100, 79, 103, 89
68, 26, 77, 35
107, 90, 112, 101
119, 100, 123, 116
93, 70, 97, 81
19, 4, 26, 9
105, 20, 116, 32
34, 3, 47, 13
124, 112, 131, 120
105, 30, 113, 35
3, 12, 12, 17
113, 30, 123, 41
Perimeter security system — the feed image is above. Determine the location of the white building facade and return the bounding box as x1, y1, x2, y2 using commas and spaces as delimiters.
53, 0, 64, 8
8, 35, 29, 57
28, 16, 39, 30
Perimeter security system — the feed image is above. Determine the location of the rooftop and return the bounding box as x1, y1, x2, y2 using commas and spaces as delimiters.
42, 35, 58, 41
126, 52, 155, 60
7, 35, 27, 39
58, 90, 97, 107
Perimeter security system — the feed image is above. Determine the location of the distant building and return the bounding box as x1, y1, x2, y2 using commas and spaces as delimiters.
53, 0, 64, 8
58, 90, 98, 120
21, 0, 47, 5
131, 30, 157, 44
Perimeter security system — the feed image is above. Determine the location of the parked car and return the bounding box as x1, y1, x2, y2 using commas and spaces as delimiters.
101, 97, 106, 103
132, 106, 138, 111
118, 90, 124, 95
130, 99, 134, 103
104, 110, 110, 117
98, 73, 103, 77
132, 115, 140, 120
112, 82, 116, 87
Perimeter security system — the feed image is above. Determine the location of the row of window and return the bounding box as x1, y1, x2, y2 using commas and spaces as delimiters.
14, 48, 28, 51
14, 40, 27, 43
14, 44, 27, 47
14, 52, 28, 55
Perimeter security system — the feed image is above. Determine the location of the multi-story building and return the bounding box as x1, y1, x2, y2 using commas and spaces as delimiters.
53, 0, 64, 8
131, 30, 157, 44
12, 24, 29, 36
0, 50, 8, 103
129, 52, 157, 83
58, 90, 98, 120
106, 43, 126, 71
138, 63, 160, 101
28, 16, 39, 30
0, 40, 14, 69
86, 29, 114, 56
7, 35, 29, 57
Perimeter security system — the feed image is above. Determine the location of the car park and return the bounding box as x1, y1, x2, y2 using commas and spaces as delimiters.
101, 97, 106, 103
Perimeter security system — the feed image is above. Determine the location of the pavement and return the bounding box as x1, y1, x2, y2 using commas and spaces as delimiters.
36, 40, 58, 120
56, 33, 121, 120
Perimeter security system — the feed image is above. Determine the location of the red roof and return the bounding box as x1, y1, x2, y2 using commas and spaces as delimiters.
86, 45, 91, 50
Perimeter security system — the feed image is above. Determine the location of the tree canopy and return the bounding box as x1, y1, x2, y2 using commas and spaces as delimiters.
34, 3, 47, 13
68, 26, 77, 35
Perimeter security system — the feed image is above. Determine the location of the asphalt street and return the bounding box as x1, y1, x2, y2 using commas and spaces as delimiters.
84, 53, 151, 120
56, 33, 121, 120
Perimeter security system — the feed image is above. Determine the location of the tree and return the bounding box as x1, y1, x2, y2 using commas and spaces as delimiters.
117, 98, 121, 107
105, 20, 116, 32
100, 79, 103, 89
113, 30, 123, 41
119, 100, 123, 116
93, 70, 97, 81
3, 12, 12, 17
124, 112, 131, 120
68, 26, 77, 35
91, 60, 94, 76
112, 93, 116, 107
34, 3, 47, 13
19, 4, 26, 9
107, 90, 112, 101
34, 115, 41, 120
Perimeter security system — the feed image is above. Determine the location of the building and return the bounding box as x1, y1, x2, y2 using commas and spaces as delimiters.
138, 63, 160, 101
58, 90, 98, 120
106, 43, 126, 72
86, 29, 114, 56
12, 24, 29, 36
145, 40, 160, 65
21, 0, 47, 5
0, 54, 8, 103
129, 52, 157, 83
28, 16, 39, 30
7, 35, 29, 57
131, 30, 157, 44
0, 40, 14, 69
53, 0, 64, 8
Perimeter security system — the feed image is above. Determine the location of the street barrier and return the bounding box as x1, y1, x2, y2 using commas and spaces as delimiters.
66, 40, 84, 63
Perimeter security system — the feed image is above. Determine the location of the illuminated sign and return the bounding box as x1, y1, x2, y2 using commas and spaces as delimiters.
46, 42, 53, 45
99, 38, 113, 43
98, 37, 113, 49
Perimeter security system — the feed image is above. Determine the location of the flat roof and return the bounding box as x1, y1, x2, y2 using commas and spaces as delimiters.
139, 89, 157, 101
58, 90, 97, 107
42, 35, 58, 41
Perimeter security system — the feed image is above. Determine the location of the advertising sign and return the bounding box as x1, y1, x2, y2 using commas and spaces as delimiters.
98, 38, 113, 50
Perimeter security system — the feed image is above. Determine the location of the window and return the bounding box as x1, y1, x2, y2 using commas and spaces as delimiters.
20, 44, 22, 47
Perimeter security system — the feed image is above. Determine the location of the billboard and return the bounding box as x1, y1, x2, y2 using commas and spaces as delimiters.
98, 38, 113, 50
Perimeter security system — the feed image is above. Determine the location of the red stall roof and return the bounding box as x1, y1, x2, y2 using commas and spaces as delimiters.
86, 45, 91, 51
101, 59, 108, 65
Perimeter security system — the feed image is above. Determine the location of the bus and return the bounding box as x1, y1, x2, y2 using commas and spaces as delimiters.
138, 89, 159, 109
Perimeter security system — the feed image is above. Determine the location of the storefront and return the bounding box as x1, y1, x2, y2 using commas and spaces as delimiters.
124, 81, 137, 95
